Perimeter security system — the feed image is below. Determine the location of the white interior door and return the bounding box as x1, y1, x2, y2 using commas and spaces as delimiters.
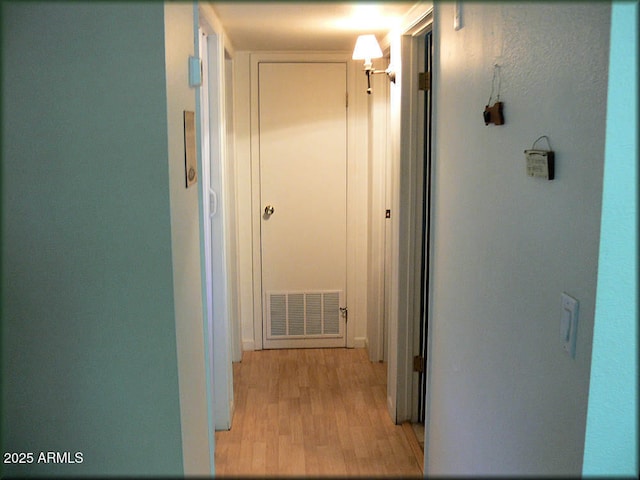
259, 62, 347, 349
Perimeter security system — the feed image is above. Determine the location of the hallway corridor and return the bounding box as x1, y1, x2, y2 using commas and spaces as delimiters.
214, 348, 422, 477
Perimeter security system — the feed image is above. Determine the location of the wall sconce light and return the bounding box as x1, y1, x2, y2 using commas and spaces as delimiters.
352, 34, 396, 94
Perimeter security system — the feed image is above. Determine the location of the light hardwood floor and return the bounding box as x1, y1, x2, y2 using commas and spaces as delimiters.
214, 348, 422, 477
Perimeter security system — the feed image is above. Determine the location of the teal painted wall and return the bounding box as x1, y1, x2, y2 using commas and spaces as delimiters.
1, 3, 184, 476
583, 2, 638, 476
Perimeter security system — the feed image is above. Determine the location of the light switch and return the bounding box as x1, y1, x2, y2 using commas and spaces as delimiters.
561, 293, 579, 358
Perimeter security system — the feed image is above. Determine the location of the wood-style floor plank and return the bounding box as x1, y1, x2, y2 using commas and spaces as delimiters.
214, 348, 422, 477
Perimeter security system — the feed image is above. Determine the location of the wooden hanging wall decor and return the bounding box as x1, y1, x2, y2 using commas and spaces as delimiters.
183, 110, 197, 188
484, 64, 504, 125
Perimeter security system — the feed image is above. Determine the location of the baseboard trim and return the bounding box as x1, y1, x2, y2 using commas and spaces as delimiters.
244, 338, 365, 350
353, 336, 367, 348
401, 422, 424, 472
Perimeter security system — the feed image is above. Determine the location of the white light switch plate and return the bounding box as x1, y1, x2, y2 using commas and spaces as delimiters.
561, 293, 579, 358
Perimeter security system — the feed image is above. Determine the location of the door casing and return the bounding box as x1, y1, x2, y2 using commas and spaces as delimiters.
258, 61, 348, 349
395, 10, 435, 471
198, 16, 235, 432
381, 1, 433, 464
249, 52, 365, 351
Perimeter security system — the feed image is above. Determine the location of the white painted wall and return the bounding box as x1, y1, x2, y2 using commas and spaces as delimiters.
347, 56, 371, 350
224, 51, 243, 363
232, 52, 256, 351
366, 56, 391, 362
425, 3, 611, 475
164, 3, 213, 474
385, 32, 405, 421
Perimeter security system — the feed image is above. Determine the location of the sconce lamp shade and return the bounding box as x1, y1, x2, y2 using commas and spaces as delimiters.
352, 34, 393, 94
352, 34, 383, 61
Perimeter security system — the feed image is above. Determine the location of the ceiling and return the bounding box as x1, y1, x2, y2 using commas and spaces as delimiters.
209, 2, 419, 52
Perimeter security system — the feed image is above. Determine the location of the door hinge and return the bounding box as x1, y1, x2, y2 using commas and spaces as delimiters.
413, 355, 425, 373
346, 92, 349, 108
418, 72, 431, 91
340, 307, 348, 322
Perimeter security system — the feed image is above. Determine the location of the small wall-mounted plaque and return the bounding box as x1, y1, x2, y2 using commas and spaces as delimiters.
184, 111, 197, 188
525, 149, 555, 180
483, 101, 504, 125
525, 136, 555, 180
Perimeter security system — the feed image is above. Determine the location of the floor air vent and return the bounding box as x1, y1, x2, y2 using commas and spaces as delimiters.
267, 291, 342, 339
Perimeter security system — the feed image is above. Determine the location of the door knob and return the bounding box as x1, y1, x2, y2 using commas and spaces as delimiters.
264, 205, 275, 216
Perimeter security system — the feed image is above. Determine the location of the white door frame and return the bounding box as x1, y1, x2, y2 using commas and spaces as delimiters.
409, 29, 434, 426
250, 52, 362, 351
223, 49, 243, 364
385, 0, 433, 426
197, 13, 235, 431
258, 61, 348, 350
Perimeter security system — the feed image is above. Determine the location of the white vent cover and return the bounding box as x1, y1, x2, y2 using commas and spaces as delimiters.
266, 291, 343, 339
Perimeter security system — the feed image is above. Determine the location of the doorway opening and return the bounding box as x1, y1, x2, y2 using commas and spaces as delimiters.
249, 52, 363, 352
417, 28, 433, 428
198, 5, 436, 474
257, 61, 349, 350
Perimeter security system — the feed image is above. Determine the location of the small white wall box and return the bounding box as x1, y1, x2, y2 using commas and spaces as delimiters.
525, 149, 555, 180
525, 136, 555, 180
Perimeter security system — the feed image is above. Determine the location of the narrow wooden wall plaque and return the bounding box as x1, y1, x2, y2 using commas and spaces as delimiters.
183, 110, 197, 188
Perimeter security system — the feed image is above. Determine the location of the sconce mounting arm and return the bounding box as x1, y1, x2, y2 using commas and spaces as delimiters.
364, 67, 396, 94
